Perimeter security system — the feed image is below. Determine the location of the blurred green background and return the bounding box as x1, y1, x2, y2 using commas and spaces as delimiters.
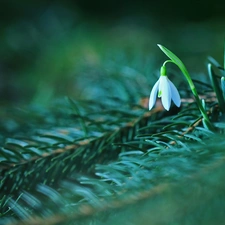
0, 0, 224, 106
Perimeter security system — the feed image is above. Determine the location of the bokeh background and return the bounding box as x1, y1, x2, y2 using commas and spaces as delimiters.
0, 0, 224, 106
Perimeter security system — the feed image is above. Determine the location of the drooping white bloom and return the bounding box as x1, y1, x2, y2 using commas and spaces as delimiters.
149, 75, 181, 111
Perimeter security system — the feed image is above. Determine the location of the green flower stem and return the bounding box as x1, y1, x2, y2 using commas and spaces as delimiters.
158, 44, 215, 131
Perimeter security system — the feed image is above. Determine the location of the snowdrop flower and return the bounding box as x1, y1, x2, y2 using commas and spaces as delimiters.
149, 66, 181, 111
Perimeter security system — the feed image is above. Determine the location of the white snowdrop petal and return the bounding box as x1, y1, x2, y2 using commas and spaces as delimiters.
149, 80, 160, 110
148, 74, 181, 111
160, 76, 171, 111
169, 80, 181, 107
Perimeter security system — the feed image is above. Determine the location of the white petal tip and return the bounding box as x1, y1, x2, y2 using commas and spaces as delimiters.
174, 98, 181, 107
148, 102, 154, 111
